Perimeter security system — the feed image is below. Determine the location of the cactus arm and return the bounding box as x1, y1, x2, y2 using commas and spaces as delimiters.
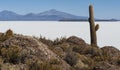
95, 24, 99, 31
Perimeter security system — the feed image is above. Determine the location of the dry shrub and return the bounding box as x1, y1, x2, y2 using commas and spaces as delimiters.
64, 52, 78, 66
53, 37, 67, 45
1, 46, 21, 64
49, 58, 61, 65
39, 36, 53, 47
40, 62, 62, 70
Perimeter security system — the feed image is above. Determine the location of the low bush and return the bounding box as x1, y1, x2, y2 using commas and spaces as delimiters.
39, 36, 53, 47
1, 46, 21, 64
64, 52, 78, 66
49, 58, 61, 65
40, 61, 62, 70
53, 37, 67, 45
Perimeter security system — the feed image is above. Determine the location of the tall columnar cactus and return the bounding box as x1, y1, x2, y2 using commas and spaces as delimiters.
89, 5, 99, 47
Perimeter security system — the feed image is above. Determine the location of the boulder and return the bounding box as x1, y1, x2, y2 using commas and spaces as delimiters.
67, 36, 87, 46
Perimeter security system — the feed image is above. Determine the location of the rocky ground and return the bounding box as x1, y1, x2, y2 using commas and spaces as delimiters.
0, 29, 120, 70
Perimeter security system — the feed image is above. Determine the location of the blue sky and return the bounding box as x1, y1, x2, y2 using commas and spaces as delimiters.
0, 0, 120, 19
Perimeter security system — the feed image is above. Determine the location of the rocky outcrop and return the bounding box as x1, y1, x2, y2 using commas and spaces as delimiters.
0, 35, 71, 70
1, 35, 57, 60
0, 32, 120, 70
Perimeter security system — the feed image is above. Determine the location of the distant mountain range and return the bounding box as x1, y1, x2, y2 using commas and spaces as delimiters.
0, 9, 118, 21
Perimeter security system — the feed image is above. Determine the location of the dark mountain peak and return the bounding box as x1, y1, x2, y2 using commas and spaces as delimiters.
38, 9, 80, 19
39, 9, 63, 16
0, 10, 18, 17
25, 13, 36, 16
0, 10, 17, 14
49, 9, 58, 12
1, 10, 12, 13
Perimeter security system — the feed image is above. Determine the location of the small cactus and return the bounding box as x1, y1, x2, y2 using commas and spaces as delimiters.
5, 29, 13, 39
89, 5, 99, 47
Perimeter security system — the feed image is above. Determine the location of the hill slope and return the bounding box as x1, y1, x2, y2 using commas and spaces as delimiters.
0, 29, 120, 70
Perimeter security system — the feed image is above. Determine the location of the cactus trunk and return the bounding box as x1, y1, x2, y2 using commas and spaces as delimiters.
89, 5, 99, 47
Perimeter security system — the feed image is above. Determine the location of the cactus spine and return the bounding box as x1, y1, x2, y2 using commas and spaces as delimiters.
89, 5, 99, 47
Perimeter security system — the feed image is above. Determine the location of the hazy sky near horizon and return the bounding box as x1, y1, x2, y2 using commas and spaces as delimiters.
0, 0, 119, 19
